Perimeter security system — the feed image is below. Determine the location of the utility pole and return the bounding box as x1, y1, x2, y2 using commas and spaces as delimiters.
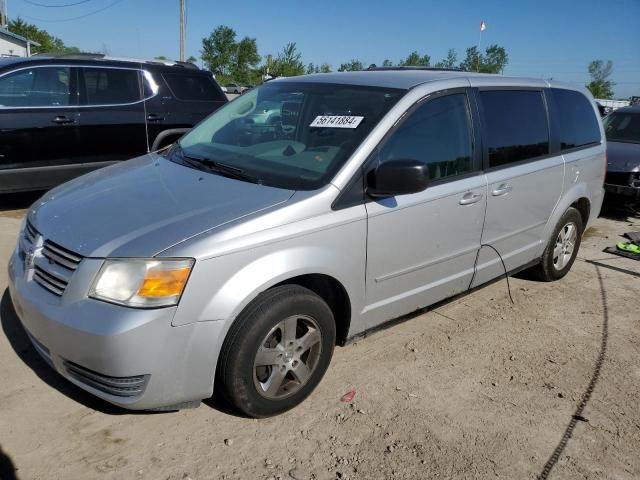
0, 0, 8, 29
179, 0, 185, 61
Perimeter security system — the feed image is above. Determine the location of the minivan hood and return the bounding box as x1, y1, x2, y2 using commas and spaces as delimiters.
607, 141, 640, 173
30, 154, 294, 257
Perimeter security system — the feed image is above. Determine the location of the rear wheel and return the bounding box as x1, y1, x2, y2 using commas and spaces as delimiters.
532, 207, 583, 281
216, 285, 335, 418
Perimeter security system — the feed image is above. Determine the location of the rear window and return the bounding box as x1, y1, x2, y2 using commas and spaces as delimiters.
551, 89, 601, 150
164, 73, 225, 101
81, 68, 141, 105
480, 90, 549, 168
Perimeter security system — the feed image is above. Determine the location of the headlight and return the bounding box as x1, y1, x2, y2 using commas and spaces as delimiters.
89, 258, 194, 308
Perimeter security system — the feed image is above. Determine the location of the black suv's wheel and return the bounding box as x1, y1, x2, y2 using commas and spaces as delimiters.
533, 207, 584, 281
216, 285, 336, 418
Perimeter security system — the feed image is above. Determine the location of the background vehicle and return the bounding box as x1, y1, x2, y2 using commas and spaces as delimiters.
225, 83, 246, 94
0, 53, 227, 194
603, 105, 640, 200
8, 70, 605, 417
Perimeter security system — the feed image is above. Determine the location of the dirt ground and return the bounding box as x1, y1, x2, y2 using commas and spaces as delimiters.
0, 192, 639, 480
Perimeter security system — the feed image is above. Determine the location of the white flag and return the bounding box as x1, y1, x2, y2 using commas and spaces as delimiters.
480, 21, 487, 31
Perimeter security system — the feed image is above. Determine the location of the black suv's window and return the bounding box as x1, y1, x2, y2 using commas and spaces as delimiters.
551, 88, 601, 150
0, 67, 71, 107
81, 67, 141, 105
480, 90, 549, 167
164, 73, 225, 101
379, 93, 473, 181
603, 112, 640, 144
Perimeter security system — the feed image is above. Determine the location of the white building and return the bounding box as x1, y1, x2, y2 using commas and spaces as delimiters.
0, 27, 39, 58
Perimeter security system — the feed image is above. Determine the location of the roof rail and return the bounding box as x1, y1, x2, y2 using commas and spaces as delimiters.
33, 52, 105, 59
366, 65, 464, 72
33, 52, 199, 69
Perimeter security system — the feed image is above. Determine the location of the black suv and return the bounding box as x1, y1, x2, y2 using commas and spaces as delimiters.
0, 54, 227, 193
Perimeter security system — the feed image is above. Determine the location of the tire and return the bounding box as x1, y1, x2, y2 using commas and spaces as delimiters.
216, 285, 336, 418
532, 207, 584, 281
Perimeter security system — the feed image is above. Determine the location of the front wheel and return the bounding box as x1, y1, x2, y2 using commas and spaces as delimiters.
532, 207, 584, 281
216, 285, 336, 418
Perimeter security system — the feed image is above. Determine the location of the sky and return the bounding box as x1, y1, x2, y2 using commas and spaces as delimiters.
7, 0, 640, 98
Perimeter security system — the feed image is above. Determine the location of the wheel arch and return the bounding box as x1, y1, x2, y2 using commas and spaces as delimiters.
541, 184, 593, 253
273, 273, 352, 346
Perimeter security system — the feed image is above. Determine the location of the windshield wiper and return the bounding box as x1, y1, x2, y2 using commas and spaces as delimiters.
176, 146, 260, 184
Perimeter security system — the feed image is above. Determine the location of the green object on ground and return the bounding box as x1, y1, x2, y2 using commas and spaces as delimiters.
617, 242, 640, 254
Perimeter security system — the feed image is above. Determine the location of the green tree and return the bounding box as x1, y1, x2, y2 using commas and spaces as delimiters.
484, 45, 508, 74
201, 25, 237, 76
382, 59, 393, 67
231, 37, 260, 84
586, 60, 615, 99
271, 42, 305, 77
305, 63, 330, 74
8, 17, 79, 54
399, 51, 430, 67
186, 55, 198, 64
155, 55, 168, 61
459, 44, 508, 73
338, 59, 364, 72
434, 49, 457, 69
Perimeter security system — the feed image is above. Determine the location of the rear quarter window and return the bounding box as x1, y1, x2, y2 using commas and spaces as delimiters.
163, 73, 225, 102
550, 88, 601, 150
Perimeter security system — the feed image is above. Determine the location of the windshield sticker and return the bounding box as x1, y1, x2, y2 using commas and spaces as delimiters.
310, 115, 364, 129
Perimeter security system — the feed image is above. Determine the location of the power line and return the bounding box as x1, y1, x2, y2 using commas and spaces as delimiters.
22, 0, 95, 7
23, 0, 124, 22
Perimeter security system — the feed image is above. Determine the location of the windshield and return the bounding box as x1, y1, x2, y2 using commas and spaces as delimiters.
603, 112, 640, 144
174, 82, 405, 189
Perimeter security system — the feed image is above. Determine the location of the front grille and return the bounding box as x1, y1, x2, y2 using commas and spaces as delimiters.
63, 361, 149, 398
25, 219, 37, 244
33, 265, 68, 296
605, 172, 633, 186
42, 240, 82, 271
22, 220, 84, 297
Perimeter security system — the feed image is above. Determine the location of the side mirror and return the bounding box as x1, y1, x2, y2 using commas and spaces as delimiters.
367, 159, 430, 198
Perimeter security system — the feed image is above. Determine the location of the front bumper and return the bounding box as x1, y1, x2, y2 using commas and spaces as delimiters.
7, 247, 222, 410
604, 183, 640, 199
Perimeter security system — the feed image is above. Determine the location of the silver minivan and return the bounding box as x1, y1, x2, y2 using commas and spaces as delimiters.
7, 69, 605, 417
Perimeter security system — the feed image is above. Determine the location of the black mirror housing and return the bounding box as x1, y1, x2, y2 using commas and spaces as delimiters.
367, 159, 430, 198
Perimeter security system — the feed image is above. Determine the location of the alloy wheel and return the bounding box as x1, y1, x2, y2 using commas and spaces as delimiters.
552, 221, 578, 270
253, 315, 322, 399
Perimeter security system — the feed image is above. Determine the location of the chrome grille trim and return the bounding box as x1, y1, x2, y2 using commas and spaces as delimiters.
22, 222, 84, 297
25, 219, 37, 244
33, 265, 68, 296
43, 240, 83, 269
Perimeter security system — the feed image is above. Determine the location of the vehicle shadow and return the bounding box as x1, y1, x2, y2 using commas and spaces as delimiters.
537, 265, 609, 479
599, 197, 640, 221
0, 444, 19, 480
0, 289, 153, 416
0, 192, 43, 214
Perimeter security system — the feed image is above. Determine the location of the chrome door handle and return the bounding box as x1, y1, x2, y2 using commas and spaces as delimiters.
491, 184, 513, 196
459, 192, 483, 205
146, 113, 165, 122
